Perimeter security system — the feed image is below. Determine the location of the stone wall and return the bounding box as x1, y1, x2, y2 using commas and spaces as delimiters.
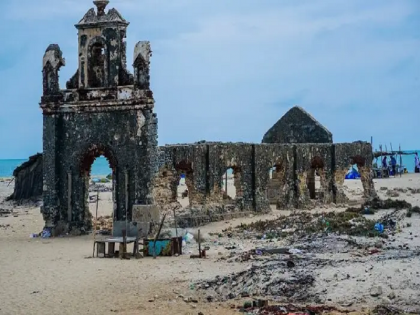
152, 142, 374, 217
42, 109, 157, 234
8, 153, 43, 201
14, 141, 374, 229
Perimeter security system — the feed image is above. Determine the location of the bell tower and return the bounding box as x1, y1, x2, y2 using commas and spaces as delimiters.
66, 0, 133, 89
40, 0, 157, 235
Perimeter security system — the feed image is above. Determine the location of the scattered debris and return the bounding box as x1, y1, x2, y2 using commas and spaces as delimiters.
197, 260, 316, 302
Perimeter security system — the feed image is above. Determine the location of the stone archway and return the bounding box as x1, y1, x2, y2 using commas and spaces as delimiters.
70, 144, 119, 234
80, 144, 117, 176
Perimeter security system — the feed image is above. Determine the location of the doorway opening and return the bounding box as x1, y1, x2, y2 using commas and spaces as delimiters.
177, 172, 190, 208
266, 161, 285, 205
80, 145, 117, 233
175, 161, 193, 207
307, 156, 324, 200
221, 167, 242, 202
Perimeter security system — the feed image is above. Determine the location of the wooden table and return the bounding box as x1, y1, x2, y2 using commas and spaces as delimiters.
94, 237, 140, 258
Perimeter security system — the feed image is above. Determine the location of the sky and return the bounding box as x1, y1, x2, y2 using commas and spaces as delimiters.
0, 0, 419, 159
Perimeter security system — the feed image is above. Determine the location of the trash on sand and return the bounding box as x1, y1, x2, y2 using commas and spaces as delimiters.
183, 232, 194, 243
41, 228, 51, 238
287, 260, 296, 268
30, 233, 38, 238
289, 248, 302, 254
374, 223, 384, 233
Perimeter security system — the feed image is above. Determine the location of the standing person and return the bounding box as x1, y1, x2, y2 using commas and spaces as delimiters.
382, 156, 388, 168
415, 153, 420, 173
390, 155, 397, 175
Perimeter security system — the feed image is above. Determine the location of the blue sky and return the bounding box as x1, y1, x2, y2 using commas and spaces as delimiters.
0, 0, 419, 159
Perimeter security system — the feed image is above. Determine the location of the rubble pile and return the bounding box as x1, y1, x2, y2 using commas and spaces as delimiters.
197, 260, 317, 302
235, 198, 414, 242
236, 211, 377, 240
92, 216, 113, 234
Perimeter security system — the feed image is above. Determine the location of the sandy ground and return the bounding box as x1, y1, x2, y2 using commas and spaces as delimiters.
0, 175, 420, 314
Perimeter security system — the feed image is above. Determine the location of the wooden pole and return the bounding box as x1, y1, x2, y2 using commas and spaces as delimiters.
173, 208, 178, 237
92, 187, 99, 257
399, 144, 403, 177
198, 229, 202, 258
225, 171, 228, 197
153, 213, 166, 259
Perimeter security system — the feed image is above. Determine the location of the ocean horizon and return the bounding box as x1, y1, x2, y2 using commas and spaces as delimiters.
0, 151, 418, 178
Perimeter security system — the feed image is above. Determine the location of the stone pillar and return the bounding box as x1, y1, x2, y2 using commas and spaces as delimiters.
41, 115, 59, 229
333, 168, 349, 204
359, 166, 377, 198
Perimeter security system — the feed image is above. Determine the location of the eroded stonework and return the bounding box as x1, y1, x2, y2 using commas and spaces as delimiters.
32, 1, 376, 233
40, 1, 157, 235
153, 141, 375, 219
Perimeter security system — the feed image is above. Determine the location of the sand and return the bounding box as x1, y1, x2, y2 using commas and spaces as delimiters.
1, 175, 420, 314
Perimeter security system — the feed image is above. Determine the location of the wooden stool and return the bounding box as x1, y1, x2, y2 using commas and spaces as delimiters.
107, 242, 115, 258
95, 241, 106, 258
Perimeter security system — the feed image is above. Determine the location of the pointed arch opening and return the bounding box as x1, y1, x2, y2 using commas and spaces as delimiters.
80, 144, 118, 228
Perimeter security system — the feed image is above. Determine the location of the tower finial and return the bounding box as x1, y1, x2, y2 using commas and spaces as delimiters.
93, 0, 109, 16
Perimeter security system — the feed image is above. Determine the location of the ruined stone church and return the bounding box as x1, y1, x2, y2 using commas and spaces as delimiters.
12, 0, 375, 235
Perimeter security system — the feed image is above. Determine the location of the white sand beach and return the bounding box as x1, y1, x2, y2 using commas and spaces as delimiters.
1, 175, 420, 314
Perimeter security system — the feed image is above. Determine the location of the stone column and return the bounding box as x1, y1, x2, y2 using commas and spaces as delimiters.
359, 166, 377, 198
41, 115, 59, 229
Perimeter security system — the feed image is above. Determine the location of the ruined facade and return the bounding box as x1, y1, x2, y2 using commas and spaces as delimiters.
34, 1, 375, 233
40, 1, 157, 234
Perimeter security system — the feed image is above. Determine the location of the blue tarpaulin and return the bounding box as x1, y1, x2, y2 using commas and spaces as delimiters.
345, 168, 361, 180
147, 240, 171, 256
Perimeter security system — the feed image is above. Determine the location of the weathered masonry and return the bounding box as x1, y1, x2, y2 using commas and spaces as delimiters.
153, 141, 375, 216
33, 1, 375, 234
40, 0, 157, 234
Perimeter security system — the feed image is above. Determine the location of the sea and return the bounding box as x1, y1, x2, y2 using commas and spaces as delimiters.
0, 153, 417, 178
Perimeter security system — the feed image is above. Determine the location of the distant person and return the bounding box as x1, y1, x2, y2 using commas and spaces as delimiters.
382, 156, 387, 168
390, 156, 397, 175
415, 153, 420, 173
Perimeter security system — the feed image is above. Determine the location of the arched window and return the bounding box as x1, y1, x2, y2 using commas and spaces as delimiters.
88, 39, 107, 88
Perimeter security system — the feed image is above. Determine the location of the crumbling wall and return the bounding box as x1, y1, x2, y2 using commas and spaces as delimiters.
335, 142, 376, 200
9, 153, 43, 201
152, 142, 374, 218
295, 144, 333, 209
254, 144, 295, 210
262, 106, 333, 144
152, 164, 180, 211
